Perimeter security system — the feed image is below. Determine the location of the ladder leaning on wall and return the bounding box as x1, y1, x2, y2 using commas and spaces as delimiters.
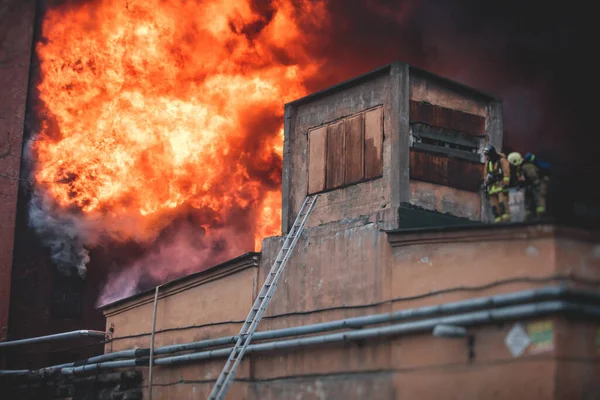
207, 194, 319, 400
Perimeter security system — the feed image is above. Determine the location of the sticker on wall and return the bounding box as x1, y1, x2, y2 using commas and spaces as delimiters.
526, 320, 554, 353
505, 323, 531, 357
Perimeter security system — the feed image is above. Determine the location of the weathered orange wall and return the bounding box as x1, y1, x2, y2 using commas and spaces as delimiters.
103, 223, 600, 399
0, 0, 36, 344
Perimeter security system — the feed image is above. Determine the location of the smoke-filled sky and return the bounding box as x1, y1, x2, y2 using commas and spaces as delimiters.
29, 0, 596, 304
305, 0, 597, 217
308, 0, 590, 165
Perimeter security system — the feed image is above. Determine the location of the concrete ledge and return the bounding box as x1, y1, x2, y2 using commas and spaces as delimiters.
384, 221, 600, 248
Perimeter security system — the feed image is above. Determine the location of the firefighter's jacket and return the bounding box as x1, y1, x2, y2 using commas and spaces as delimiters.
484, 153, 510, 194
521, 162, 540, 186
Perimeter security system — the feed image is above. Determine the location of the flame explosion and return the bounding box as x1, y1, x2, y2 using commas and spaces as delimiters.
31, 0, 326, 304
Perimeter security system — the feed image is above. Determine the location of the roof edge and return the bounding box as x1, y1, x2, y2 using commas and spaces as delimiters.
285, 61, 501, 108
384, 220, 600, 248
285, 63, 393, 108
408, 65, 501, 102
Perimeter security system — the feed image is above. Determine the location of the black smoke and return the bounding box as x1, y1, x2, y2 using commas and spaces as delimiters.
295, 0, 597, 226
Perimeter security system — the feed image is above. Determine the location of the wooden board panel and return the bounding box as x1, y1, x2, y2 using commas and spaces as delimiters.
326, 120, 345, 190
364, 107, 383, 179
409, 149, 482, 192
409, 101, 485, 136
307, 126, 327, 194
410, 149, 448, 186
344, 114, 364, 184
447, 157, 484, 192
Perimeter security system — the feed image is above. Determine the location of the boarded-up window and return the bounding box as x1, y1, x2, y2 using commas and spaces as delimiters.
364, 107, 383, 179
409, 149, 482, 192
326, 121, 345, 189
307, 106, 383, 194
409, 101, 485, 137
344, 115, 364, 185
307, 127, 327, 194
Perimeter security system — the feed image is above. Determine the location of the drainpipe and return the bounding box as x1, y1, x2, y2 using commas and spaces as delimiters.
148, 286, 160, 400
59, 300, 600, 375
0, 330, 106, 349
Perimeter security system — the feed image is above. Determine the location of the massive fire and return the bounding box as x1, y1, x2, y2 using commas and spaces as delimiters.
32, 0, 326, 300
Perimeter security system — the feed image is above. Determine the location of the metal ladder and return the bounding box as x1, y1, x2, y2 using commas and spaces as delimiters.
207, 195, 319, 400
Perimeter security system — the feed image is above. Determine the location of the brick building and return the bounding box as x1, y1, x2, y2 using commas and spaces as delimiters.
0, 0, 105, 369
0, 0, 37, 349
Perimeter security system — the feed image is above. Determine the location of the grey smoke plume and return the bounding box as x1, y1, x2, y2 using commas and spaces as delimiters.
28, 193, 90, 278
97, 223, 251, 307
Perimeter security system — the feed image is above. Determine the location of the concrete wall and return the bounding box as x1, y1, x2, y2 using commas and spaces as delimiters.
104, 255, 260, 353
283, 63, 504, 233
282, 64, 407, 233
410, 73, 488, 117
0, 0, 36, 345
409, 180, 482, 220
409, 69, 503, 151
100, 222, 600, 399
408, 69, 503, 222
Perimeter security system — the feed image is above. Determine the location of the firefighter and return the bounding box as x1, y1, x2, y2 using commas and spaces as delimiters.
482, 145, 511, 223
508, 152, 549, 218
507, 152, 535, 219
524, 152, 550, 216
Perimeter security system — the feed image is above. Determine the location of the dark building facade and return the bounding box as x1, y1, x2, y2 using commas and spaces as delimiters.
0, 0, 105, 369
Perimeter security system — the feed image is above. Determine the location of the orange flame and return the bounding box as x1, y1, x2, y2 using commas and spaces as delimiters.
33, 1, 325, 251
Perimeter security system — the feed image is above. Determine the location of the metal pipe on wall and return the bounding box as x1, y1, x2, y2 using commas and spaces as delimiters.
0, 330, 106, 349
148, 286, 160, 400
59, 300, 600, 375
142, 285, 600, 356
3, 285, 600, 376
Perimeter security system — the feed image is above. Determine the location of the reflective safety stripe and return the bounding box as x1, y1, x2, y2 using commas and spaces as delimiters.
503, 177, 510, 181
489, 185, 508, 194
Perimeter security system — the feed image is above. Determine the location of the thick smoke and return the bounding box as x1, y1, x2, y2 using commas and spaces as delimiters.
305, 0, 598, 220
28, 193, 90, 278
98, 222, 252, 305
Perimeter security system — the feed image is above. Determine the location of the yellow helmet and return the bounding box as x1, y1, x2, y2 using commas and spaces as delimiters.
507, 152, 523, 166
